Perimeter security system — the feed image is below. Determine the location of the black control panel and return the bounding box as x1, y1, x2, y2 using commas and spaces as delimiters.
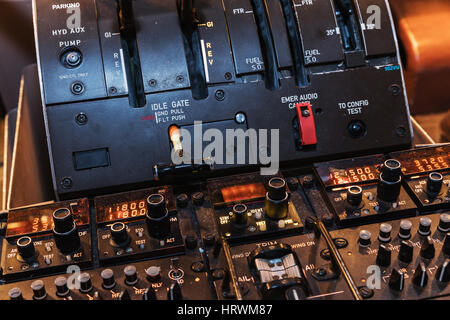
1, 145, 449, 300
32, 0, 412, 197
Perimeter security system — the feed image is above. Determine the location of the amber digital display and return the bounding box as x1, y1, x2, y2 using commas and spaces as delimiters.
393, 147, 450, 175
221, 183, 266, 202
98, 200, 148, 223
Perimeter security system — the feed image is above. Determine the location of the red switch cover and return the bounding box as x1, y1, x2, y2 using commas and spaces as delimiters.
296, 102, 317, 146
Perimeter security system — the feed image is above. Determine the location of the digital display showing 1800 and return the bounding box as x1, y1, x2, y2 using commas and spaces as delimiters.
99, 200, 148, 223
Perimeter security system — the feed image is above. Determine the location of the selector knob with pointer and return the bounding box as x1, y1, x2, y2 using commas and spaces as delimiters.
52, 208, 80, 254
347, 185, 363, 206
146, 194, 170, 239
16, 236, 37, 261
110, 222, 130, 247
377, 159, 402, 202
426, 172, 443, 196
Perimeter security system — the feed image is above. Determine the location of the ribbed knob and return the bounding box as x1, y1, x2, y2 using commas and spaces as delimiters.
54, 276, 70, 297
418, 217, 432, 236
124, 265, 138, 285
101, 269, 116, 289
31, 280, 47, 300
146, 266, 161, 283
232, 204, 248, 225
8, 287, 23, 300
427, 172, 443, 195
358, 230, 371, 247
378, 223, 392, 242
16, 236, 36, 260
398, 220, 412, 240
78, 272, 93, 293
52, 208, 80, 253
377, 159, 402, 202
264, 177, 289, 220
347, 186, 363, 206
110, 222, 129, 246
438, 214, 450, 233
146, 194, 170, 239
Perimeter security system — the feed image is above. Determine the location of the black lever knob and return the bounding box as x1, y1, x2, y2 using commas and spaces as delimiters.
412, 262, 428, 287
398, 220, 413, 240
438, 214, 450, 233
285, 286, 308, 300
110, 222, 130, 247
143, 287, 157, 300
426, 172, 443, 195
418, 217, 432, 236
31, 280, 47, 300
347, 185, 363, 206
398, 241, 414, 263
232, 203, 248, 225
167, 282, 183, 300
376, 244, 392, 267
377, 159, 402, 202
420, 236, 435, 259
52, 208, 80, 253
16, 236, 36, 260
436, 259, 450, 283
264, 177, 289, 220
443, 233, 450, 255
118, 290, 131, 300
389, 268, 405, 291
146, 194, 170, 239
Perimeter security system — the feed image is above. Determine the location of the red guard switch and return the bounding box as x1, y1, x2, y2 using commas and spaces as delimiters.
295, 102, 317, 146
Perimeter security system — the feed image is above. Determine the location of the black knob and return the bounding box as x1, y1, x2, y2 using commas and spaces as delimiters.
443, 233, 450, 255
412, 262, 428, 287
146, 266, 161, 283
427, 172, 443, 195
203, 233, 216, 247
377, 159, 402, 202
264, 177, 289, 220
378, 223, 392, 242
286, 177, 299, 191
176, 193, 189, 208
438, 214, 450, 233
146, 194, 170, 239
358, 230, 371, 247
347, 186, 363, 206
436, 259, 450, 283
185, 234, 198, 250
78, 272, 93, 293
101, 269, 116, 289
16, 236, 36, 260
398, 220, 413, 240
110, 222, 130, 246
167, 282, 183, 300
398, 241, 414, 263
52, 208, 80, 253
31, 280, 47, 300
8, 287, 23, 300
124, 265, 138, 285
420, 236, 435, 259
418, 217, 432, 236
376, 244, 392, 267
232, 204, 248, 225
54, 276, 70, 297
389, 268, 405, 291
143, 287, 157, 300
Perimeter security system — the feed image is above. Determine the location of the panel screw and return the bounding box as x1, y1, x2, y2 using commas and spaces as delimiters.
70, 81, 85, 95
235, 112, 246, 124
315, 267, 327, 277
109, 87, 118, 95
61, 177, 73, 189
75, 113, 88, 125
358, 286, 374, 299
149, 79, 157, 87
224, 72, 232, 80
176, 75, 184, 83
389, 84, 401, 96
396, 126, 406, 137
215, 89, 225, 101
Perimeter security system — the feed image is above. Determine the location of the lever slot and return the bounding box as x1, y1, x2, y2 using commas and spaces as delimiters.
115, 0, 146, 108
332, 0, 363, 52
279, 0, 308, 87
250, 0, 280, 90
177, 0, 208, 100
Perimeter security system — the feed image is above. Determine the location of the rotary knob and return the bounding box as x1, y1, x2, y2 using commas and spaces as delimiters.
110, 222, 130, 247
438, 214, 450, 233
52, 208, 80, 253
398, 241, 414, 263
8, 287, 23, 300
347, 186, 363, 206
378, 223, 392, 242
420, 236, 435, 259
389, 268, 405, 291
418, 217, 432, 236
232, 203, 248, 225
16, 236, 36, 260
377, 159, 402, 202
78, 272, 93, 293
264, 177, 289, 220
398, 220, 413, 240
412, 262, 428, 287
31, 280, 47, 300
54, 276, 70, 297
358, 230, 371, 247
146, 194, 170, 239
101, 269, 116, 289
146, 266, 161, 283
426, 172, 443, 195
124, 265, 138, 285
376, 244, 392, 267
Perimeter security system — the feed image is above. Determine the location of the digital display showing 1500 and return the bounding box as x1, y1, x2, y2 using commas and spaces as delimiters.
325, 166, 379, 186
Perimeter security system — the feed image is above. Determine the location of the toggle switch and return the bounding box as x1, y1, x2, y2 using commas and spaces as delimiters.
295, 103, 317, 146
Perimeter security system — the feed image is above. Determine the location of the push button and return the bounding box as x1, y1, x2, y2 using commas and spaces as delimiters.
296, 103, 317, 146
293, 0, 344, 65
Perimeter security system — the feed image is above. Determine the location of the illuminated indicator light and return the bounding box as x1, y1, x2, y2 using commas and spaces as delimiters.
225, 233, 231, 237
169, 125, 183, 158
195, 277, 200, 282
221, 183, 266, 202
